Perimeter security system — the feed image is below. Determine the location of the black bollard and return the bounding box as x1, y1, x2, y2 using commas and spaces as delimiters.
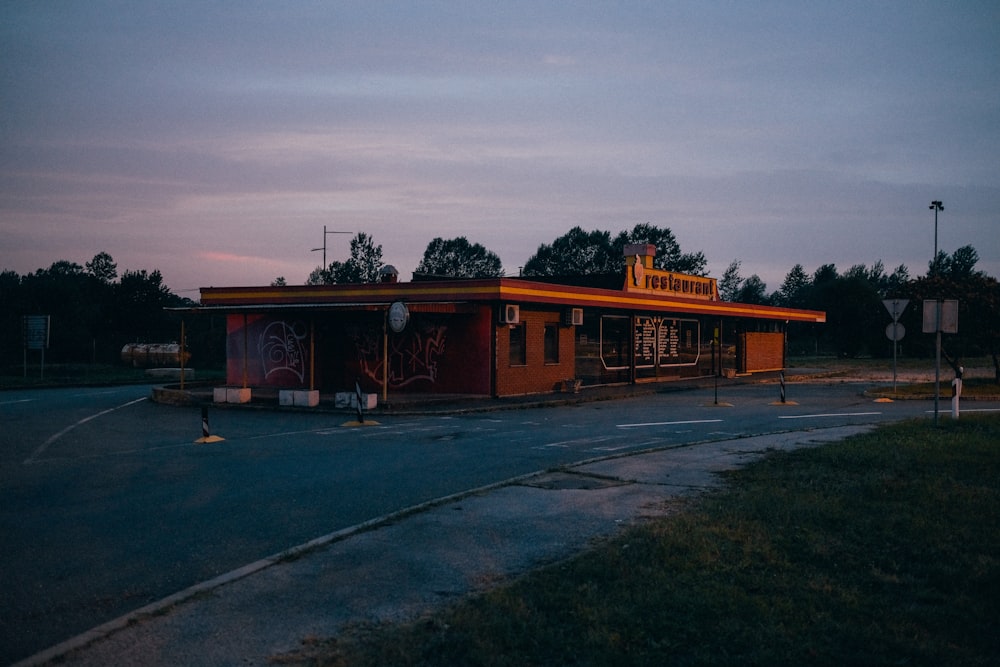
355, 380, 364, 424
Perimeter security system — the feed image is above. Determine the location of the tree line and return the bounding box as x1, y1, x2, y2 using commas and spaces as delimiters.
0, 253, 224, 369
305, 226, 998, 374
3, 227, 997, 377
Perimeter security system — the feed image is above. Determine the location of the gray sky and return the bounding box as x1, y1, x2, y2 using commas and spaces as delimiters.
2, 1, 998, 294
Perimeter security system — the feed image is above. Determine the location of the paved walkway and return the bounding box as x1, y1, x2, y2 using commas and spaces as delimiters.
20, 424, 873, 667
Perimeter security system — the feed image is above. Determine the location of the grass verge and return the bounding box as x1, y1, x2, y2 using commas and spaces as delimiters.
283, 416, 1000, 666
883, 377, 1000, 399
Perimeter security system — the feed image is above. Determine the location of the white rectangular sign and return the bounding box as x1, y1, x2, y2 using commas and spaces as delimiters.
922, 299, 958, 334
23, 315, 50, 350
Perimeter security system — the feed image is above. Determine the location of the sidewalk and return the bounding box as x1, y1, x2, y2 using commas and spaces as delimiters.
21, 425, 874, 667
151, 369, 802, 415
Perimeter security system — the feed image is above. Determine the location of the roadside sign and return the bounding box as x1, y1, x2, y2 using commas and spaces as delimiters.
22, 315, 51, 379
882, 299, 908, 322
885, 322, 905, 341
23, 315, 50, 350
922, 299, 958, 334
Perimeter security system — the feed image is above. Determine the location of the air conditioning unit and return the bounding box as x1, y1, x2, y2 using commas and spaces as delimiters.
563, 307, 584, 326
500, 304, 520, 324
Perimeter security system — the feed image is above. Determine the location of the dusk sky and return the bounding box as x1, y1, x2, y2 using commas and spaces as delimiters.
2, 1, 998, 295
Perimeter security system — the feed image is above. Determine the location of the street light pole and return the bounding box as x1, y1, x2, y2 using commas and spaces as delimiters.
928, 200, 943, 426
929, 200, 943, 273
310, 225, 353, 269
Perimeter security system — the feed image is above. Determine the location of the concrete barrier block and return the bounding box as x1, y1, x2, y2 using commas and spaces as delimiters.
213, 387, 228, 403
293, 390, 320, 407
227, 387, 251, 404
278, 390, 295, 407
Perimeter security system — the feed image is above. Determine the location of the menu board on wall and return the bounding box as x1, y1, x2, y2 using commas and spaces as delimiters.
633, 317, 701, 368
634, 316, 657, 368
659, 320, 679, 363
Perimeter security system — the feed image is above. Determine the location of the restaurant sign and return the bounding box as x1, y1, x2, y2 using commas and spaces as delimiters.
626, 253, 718, 301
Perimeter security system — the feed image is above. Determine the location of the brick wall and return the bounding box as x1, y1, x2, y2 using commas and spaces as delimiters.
738, 331, 785, 372
495, 309, 576, 396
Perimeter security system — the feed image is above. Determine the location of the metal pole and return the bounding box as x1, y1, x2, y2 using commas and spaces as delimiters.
714, 342, 718, 406
929, 201, 943, 273
892, 330, 897, 393
382, 310, 389, 403
311, 228, 352, 273
180, 319, 186, 390
309, 319, 315, 392
242, 314, 249, 389
934, 301, 941, 427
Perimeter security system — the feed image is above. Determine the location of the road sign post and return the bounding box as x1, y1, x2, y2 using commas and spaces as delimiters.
22, 315, 51, 379
882, 299, 909, 392
922, 299, 958, 426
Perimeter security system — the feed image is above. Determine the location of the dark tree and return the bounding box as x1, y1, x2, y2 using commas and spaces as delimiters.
416, 237, 504, 278
736, 275, 769, 305
612, 223, 708, 275
85, 251, 118, 284
775, 264, 810, 308
308, 232, 384, 284
16, 261, 105, 362
522, 227, 618, 276
111, 269, 186, 345
523, 223, 706, 277
718, 260, 743, 302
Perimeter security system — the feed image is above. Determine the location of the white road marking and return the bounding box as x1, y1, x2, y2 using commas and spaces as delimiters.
778, 412, 881, 419
617, 419, 723, 428
25, 397, 148, 464
0, 398, 34, 406
536, 435, 617, 449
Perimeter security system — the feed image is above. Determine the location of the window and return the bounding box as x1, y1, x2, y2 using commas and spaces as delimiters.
544, 324, 559, 364
508, 323, 526, 366
601, 316, 630, 370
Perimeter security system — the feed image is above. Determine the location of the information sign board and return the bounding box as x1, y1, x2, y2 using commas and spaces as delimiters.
23, 315, 50, 350
922, 300, 958, 334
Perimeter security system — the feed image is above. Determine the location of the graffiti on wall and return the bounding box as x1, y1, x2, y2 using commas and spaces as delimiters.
353, 320, 447, 388
259, 320, 308, 382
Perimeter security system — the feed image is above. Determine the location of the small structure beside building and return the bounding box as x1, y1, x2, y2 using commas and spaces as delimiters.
187, 244, 825, 401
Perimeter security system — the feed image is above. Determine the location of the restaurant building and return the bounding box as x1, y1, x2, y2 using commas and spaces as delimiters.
193, 244, 825, 401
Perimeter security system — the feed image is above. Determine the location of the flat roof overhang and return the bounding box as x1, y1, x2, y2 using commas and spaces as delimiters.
193, 278, 826, 324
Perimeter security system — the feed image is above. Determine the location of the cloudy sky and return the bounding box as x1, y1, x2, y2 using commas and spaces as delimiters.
2, 1, 998, 294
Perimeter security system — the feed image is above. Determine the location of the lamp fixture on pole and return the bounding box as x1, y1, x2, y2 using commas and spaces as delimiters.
310, 225, 353, 268
929, 201, 943, 274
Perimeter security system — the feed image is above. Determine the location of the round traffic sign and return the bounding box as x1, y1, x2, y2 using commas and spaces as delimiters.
885, 322, 905, 341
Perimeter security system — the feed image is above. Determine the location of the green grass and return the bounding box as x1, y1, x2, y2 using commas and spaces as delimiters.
286, 416, 1000, 666
887, 377, 1000, 398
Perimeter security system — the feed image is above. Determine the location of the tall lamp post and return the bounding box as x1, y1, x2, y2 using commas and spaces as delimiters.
929, 200, 943, 273
310, 225, 353, 269
928, 200, 944, 425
